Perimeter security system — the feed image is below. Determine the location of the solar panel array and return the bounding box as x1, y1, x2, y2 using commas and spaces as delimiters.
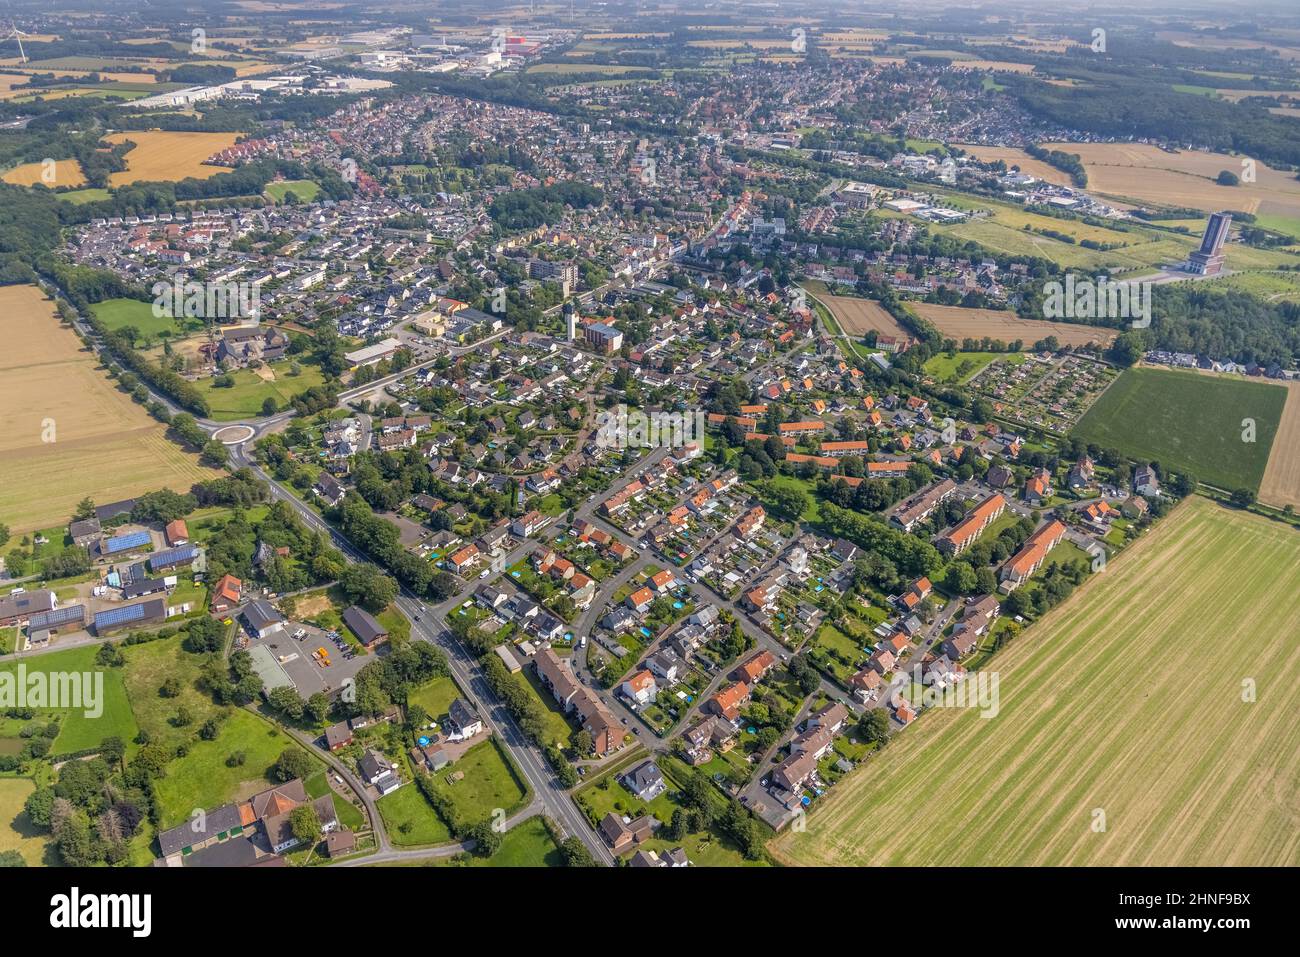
102, 530, 151, 554
149, 545, 199, 569
27, 605, 86, 629
93, 602, 148, 629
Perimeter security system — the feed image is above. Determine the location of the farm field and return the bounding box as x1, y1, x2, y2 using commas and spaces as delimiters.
773, 497, 1300, 866
909, 302, 1117, 347
1, 158, 86, 187
1043, 141, 1300, 220
1258, 380, 1300, 509
806, 285, 909, 337
1073, 366, 1285, 493
101, 130, 239, 186
0, 284, 221, 536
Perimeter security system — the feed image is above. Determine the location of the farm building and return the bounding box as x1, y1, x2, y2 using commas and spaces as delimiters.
93, 598, 167, 635
342, 605, 389, 650
99, 530, 152, 558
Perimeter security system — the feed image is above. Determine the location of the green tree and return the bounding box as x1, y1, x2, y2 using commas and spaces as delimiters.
289, 804, 320, 845
272, 747, 314, 783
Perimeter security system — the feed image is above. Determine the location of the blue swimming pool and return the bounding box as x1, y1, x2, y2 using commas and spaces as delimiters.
418, 735, 431, 747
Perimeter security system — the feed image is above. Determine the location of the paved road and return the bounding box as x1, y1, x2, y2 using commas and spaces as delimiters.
230, 442, 616, 866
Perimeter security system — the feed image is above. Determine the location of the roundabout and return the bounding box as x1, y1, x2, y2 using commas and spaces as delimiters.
212, 424, 257, 445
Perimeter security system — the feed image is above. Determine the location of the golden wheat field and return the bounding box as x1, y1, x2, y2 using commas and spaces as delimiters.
101, 130, 239, 186
774, 497, 1300, 866
0, 285, 220, 535
1, 159, 87, 188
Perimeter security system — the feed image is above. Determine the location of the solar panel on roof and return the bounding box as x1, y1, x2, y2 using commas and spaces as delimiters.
28, 605, 85, 629
94, 603, 147, 628
103, 531, 151, 554
149, 545, 198, 568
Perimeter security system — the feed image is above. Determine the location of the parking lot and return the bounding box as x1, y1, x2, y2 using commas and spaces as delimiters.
247, 620, 373, 698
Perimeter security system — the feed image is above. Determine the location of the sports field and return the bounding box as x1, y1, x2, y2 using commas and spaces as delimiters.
773, 497, 1300, 866
1073, 366, 1285, 493
101, 130, 239, 186
0, 284, 220, 535
910, 302, 1117, 347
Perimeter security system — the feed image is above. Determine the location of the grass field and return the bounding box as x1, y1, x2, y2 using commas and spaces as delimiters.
121, 634, 220, 754
1258, 380, 1300, 509
377, 784, 454, 847
923, 350, 1021, 383
429, 738, 529, 830
264, 179, 320, 203
1073, 366, 1285, 493
90, 297, 185, 342
56, 187, 112, 204
0, 777, 53, 866
773, 498, 1300, 866
0, 644, 136, 755
198, 361, 327, 420
910, 302, 1117, 348
426, 815, 562, 867
0, 284, 220, 535
101, 130, 239, 186
152, 708, 310, 828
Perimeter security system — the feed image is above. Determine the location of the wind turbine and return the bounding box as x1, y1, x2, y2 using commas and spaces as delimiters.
3, 23, 28, 64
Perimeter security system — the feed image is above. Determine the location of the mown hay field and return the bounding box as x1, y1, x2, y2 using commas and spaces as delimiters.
0, 284, 220, 535
811, 288, 910, 338
1043, 141, 1300, 222
773, 497, 1300, 866
910, 302, 1117, 347
1258, 379, 1300, 509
